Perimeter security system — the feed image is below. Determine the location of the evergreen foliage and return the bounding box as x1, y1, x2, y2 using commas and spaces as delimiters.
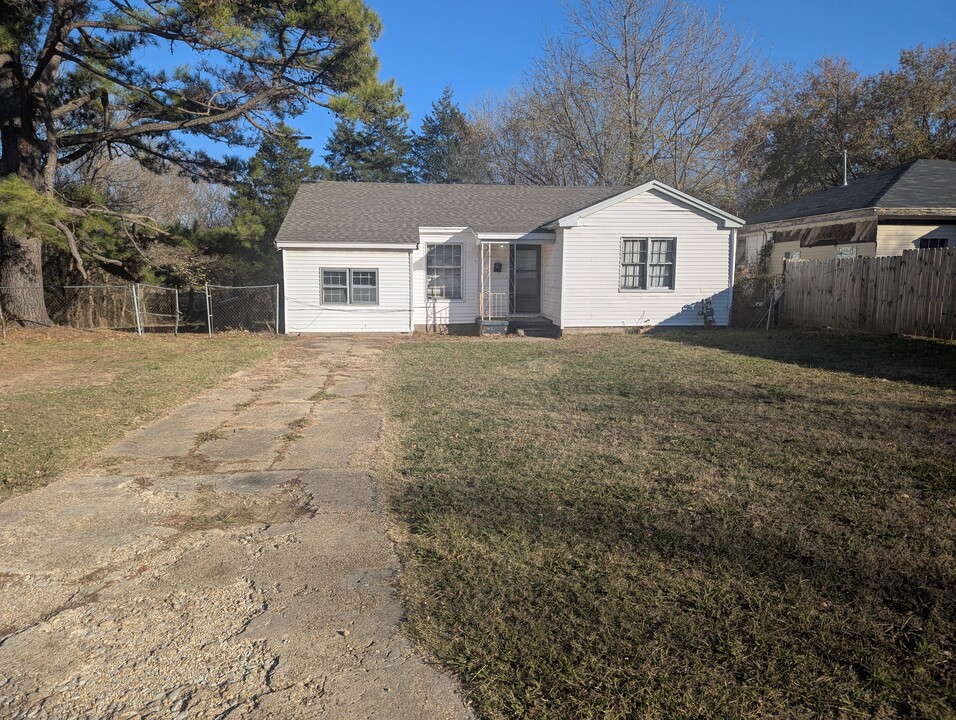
322, 84, 415, 182
0, 0, 388, 314
230, 126, 320, 254
413, 87, 487, 184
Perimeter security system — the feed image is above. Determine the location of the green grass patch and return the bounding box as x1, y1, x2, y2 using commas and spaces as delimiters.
194, 429, 226, 444
309, 389, 331, 402
283, 416, 311, 443
381, 329, 956, 720
289, 417, 310, 431
0, 331, 283, 498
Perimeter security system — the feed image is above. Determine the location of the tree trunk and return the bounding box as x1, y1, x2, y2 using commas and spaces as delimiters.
0, 226, 51, 326
0, 86, 53, 325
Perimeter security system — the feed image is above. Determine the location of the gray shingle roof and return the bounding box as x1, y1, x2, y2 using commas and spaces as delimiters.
746, 159, 956, 226
275, 181, 630, 245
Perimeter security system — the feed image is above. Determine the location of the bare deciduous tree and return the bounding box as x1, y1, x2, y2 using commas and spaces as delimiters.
67, 154, 232, 230
477, 0, 771, 207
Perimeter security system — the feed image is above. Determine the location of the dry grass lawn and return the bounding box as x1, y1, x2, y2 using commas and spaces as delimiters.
381, 329, 956, 720
0, 328, 283, 499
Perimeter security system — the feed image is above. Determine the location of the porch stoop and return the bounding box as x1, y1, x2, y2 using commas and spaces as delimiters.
508, 316, 561, 338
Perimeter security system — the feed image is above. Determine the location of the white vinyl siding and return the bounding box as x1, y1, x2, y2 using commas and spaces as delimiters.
489, 244, 510, 296
284, 248, 410, 333
413, 229, 481, 327
561, 189, 733, 328
540, 240, 562, 324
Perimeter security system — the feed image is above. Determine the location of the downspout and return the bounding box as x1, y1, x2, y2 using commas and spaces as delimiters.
469, 227, 482, 322
558, 228, 567, 329
281, 248, 289, 334
727, 228, 737, 327
408, 248, 414, 333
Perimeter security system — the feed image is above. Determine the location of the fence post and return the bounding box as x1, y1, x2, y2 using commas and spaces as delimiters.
205, 282, 213, 337
275, 283, 280, 335
174, 288, 180, 336
131, 283, 144, 336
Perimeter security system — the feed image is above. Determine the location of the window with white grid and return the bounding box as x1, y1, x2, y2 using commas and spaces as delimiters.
621, 237, 676, 290
426, 244, 463, 299
321, 268, 378, 305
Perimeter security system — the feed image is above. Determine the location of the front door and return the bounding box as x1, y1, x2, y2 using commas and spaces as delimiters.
510, 244, 541, 314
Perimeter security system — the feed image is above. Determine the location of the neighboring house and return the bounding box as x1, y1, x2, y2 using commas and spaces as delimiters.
274, 180, 743, 334
739, 159, 956, 275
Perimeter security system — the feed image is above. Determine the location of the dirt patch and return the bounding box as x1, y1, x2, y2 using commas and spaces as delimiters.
158, 483, 314, 532
0, 326, 122, 343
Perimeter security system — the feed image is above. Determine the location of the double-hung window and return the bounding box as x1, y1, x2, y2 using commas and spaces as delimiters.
621, 237, 676, 290
426, 244, 463, 300
322, 268, 378, 305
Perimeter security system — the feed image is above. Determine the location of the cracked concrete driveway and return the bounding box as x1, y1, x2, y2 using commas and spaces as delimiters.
0, 335, 472, 720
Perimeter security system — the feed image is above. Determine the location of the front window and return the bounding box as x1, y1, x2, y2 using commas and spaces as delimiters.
322, 268, 378, 305
621, 237, 675, 290
426, 244, 463, 299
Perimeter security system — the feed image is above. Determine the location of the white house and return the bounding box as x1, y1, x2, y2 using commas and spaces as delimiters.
275, 180, 743, 334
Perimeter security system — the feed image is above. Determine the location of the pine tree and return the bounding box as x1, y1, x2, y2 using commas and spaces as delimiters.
413, 87, 487, 183
0, 0, 385, 324
230, 126, 319, 252
323, 93, 415, 182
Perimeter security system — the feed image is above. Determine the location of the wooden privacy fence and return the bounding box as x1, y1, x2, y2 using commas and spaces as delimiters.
780, 249, 956, 339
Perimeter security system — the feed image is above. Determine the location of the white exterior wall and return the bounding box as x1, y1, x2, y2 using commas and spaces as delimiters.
560, 189, 734, 328
876, 223, 956, 254
412, 229, 480, 328
488, 244, 510, 296
283, 248, 412, 333
541, 238, 562, 324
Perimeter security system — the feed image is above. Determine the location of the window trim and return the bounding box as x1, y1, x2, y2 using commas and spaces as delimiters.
425, 243, 464, 302
320, 267, 379, 306
619, 237, 677, 292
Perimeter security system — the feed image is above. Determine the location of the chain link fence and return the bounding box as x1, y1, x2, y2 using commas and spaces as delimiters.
204, 284, 279, 336
62, 285, 139, 331
1, 283, 281, 336
136, 284, 180, 334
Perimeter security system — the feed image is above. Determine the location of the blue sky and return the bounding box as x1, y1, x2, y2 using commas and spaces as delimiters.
152, 0, 956, 161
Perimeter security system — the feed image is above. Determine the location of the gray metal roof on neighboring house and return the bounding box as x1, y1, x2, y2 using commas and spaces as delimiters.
746, 159, 956, 226
274, 181, 630, 245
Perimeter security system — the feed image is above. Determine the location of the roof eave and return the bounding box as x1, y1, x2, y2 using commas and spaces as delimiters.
876, 207, 956, 218
276, 241, 419, 250
742, 207, 880, 234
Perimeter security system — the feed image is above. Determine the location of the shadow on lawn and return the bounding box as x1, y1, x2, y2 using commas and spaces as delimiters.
396, 473, 955, 716
649, 328, 956, 390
